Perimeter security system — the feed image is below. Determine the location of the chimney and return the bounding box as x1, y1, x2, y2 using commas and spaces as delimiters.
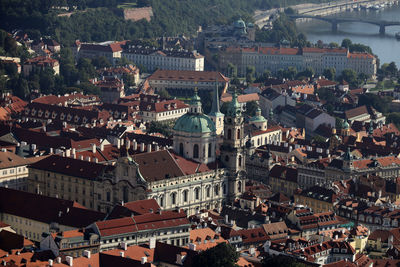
65, 149, 71, 157
66, 256, 73, 266
49, 147, 54, 154
31, 144, 37, 151
147, 144, 152, 152
141, 257, 147, 264
1, 148, 6, 152
91, 143, 96, 154
100, 143, 104, 151
120, 242, 128, 250
79, 155, 84, 161
94, 158, 98, 163
155, 144, 159, 151
86, 156, 91, 162
117, 139, 121, 149
83, 250, 91, 258
249, 247, 255, 256
149, 237, 156, 249
56, 257, 61, 264
48, 259, 53, 266
126, 139, 131, 149
120, 251, 124, 257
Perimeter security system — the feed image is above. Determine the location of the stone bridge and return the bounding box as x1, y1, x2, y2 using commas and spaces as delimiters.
290, 14, 400, 34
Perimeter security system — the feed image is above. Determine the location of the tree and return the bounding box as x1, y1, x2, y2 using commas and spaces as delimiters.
157, 88, 171, 99
227, 63, 237, 78
192, 243, 239, 267
359, 93, 392, 113
341, 38, 352, 49
244, 101, 258, 117
328, 42, 339, 48
39, 69, 56, 94
323, 68, 336, 80
147, 121, 172, 137
246, 66, 256, 84
92, 56, 111, 68
13, 76, 29, 99
387, 113, 400, 128
341, 69, 358, 88
296, 67, 314, 80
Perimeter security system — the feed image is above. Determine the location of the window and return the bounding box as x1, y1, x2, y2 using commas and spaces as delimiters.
208, 143, 212, 158
227, 129, 232, 140
238, 155, 242, 167
206, 186, 210, 198
170, 192, 176, 205
214, 185, 220, 196
193, 144, 199, 158
195, 188, 200, 200
237, 181, 242, 193
159, 195, 164, 207
182, 190, 188, 202
106, 191, 111, 202
237, 129, 240, 139
179, 143, 184, 156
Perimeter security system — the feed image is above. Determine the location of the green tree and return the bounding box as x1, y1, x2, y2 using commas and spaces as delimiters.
328, 42, 339, 48
157, 88, 171, 99
147, 121, 172, 137
323, 68, 336, 80
246, 66, 256, 84
192, 243, 239, 267
227, 63, 237, 78
39, 69, 56, 94
341, 69, 359, 88
244, 101, 258, 117
14, 75, 29, 99
341, 38, 352, 49
387, 112, 400, 128
92, 56, 111, 68
296, 67, 314, 80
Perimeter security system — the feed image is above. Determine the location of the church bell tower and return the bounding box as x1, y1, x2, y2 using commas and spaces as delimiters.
220, 90, 247, 202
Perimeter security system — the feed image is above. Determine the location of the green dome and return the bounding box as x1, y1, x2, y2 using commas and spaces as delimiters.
342, 120, 350, 129
250, 115, 266, 123
234, 18, 246, 29
173, 113, 216, 133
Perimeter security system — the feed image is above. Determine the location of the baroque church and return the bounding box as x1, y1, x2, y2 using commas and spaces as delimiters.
27, 84, 271, 216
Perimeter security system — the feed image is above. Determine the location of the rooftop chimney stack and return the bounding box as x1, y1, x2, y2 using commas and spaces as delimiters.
66, 256, 73, 266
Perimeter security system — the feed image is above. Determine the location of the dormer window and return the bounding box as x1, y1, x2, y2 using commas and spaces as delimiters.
31, 109, 36, 116
44, 111, 50, 118
52, 112, 57, 119
74, 115, 79, 123
25, 109, 30, 115
82, 117, 87, 124
67, 114, 72, 121
60, 113, 65, 120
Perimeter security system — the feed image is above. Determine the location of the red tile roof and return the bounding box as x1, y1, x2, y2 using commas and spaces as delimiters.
148, 69, 229, 83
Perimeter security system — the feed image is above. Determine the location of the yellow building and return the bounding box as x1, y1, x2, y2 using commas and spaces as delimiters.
268, 165, 298, 197
348, 225, 370, 254
294, 186, 337, 213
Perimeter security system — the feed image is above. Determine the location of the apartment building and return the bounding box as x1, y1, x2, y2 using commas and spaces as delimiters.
122, 44, 204, 72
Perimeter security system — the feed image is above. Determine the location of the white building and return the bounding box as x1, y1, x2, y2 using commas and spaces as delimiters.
122, 45, 204, 72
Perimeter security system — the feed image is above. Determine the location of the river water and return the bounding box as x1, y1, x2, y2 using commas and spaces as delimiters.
296, 4, 400, 66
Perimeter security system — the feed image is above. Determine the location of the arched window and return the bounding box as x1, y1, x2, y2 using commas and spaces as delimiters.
106, 190, 111, 202
237, 181, 242, 193
193, 144, 199, 158
170, 192, 176, 205
194, 187, 200, 200
208, 143, 212, 158
179, 143, 184, 156
123, 186, 128, 203
227, 129, 232, 140
159, 195, 164, 207
206, 186, 210, 198
182, 190, 188, 202
239, 155, 242, 167
223, 183, 227, 195
214, 185, 220, 196
237, 129, 240, 139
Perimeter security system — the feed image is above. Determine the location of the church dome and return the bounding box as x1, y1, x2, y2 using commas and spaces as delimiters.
234, 18, 246, 29
173, 113, 216, 134
342, 120, 350, 129
249, 106, 266, 123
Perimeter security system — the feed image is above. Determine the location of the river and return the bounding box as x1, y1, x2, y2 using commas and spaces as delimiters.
296, 4, 400, 66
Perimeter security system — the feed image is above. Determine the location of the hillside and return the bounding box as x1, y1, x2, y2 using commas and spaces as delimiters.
0, 0, 328, 45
